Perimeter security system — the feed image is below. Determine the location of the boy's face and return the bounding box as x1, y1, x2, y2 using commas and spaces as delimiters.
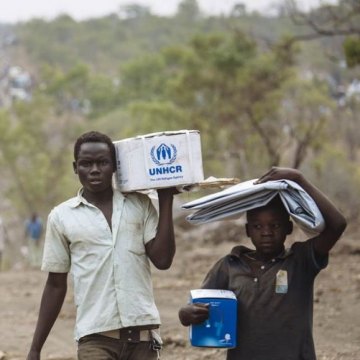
246, 207, 292, 260
73, 142, 115, 195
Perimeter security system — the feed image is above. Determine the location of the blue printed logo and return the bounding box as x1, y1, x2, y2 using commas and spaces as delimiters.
150, 143, 177, 165
148, 143, 183, 177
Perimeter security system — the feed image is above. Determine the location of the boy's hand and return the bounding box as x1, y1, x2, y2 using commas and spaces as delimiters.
255, 167, 303, 184
178, 303, 209, 326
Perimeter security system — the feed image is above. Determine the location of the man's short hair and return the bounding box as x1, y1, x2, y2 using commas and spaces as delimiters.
73, 131, 116, 169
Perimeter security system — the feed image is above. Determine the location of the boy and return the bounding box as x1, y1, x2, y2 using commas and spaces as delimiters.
27, 131, 178, 360
179, 167, 346, 360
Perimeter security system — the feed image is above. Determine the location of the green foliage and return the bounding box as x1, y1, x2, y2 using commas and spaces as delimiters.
0, 97, 80, 218
15, 4, 301, 75
310, 144, 360, 221
109, 31, 297, 178
119, 55, 167, 103
344, 36, 360, 68
124, 101, 190, 137
176, 0, 201, 22
278, 77, 336, 168
120, 4, 151, 19
38, 63, 119, 117
3, 6, 360, 227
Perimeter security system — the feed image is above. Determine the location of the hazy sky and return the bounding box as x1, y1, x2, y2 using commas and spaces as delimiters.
0, 0, 328, 23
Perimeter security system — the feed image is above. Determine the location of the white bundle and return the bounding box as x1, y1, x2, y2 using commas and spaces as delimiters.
182, 179, 325, 236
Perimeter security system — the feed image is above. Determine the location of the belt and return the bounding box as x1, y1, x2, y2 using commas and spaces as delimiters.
98, 328, 152, 342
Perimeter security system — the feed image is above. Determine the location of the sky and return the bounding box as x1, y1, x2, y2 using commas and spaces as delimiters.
0, 0, 329, 24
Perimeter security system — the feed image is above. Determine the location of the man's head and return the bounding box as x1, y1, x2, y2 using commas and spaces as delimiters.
73, 131, 116, 169
73, 131, 116, 195
246, 195, 293, 260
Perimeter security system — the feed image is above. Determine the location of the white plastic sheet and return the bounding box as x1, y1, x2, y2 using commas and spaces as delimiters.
182, 179, 325, 236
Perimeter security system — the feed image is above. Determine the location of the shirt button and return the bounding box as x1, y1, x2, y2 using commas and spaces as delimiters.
254, 278, 258, 282
260, 265, 265, 270
271, 259, 276, 262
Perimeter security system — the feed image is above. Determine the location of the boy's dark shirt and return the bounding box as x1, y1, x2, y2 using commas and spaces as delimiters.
201, 239, 328, 360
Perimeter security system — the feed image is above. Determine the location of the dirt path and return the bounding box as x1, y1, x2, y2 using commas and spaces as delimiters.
0, 225, 359, 360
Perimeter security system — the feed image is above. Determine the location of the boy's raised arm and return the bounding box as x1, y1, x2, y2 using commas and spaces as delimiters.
255, 167, 347, 255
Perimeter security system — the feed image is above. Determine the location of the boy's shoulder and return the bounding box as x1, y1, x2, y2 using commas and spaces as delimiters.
228, 241, 312, 259
209, 245, 253, 268
229, 245, 255, 258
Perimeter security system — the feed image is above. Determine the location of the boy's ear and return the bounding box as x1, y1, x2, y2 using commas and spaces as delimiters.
245, 223, 250, 237
286, 221, 293, 235
73, 161, 78, 174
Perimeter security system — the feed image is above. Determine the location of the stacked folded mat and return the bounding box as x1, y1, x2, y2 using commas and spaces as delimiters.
182, 179, 325, 236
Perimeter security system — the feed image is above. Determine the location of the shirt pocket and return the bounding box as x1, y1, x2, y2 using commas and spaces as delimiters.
125, 221, 146, 255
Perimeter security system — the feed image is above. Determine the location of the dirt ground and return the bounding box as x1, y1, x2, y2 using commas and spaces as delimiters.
0, 218, 360, 360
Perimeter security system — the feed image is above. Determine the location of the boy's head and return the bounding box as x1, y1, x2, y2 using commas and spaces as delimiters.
73, 131, 116, 170
246, 195, 293, 259
73, 131, 117, 194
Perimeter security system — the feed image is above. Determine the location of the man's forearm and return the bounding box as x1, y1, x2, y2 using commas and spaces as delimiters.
29, 276, 67, 354
146, 190, 176, 269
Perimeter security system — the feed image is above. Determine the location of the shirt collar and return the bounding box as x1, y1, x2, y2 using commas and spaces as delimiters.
69, 187, 126, 208
68, 188, 89, 208
230, 245, 293, 260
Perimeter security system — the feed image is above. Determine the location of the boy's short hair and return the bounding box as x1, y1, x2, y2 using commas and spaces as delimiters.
74, 131, 116, 169
246, 195, 289, 221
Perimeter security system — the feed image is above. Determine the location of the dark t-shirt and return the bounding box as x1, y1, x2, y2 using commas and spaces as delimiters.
201, 240, 328, 360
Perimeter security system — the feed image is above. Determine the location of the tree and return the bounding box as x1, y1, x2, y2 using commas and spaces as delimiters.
278, 77, 335, 168
0, 97, 80, 218
176, 0, 201, 22
115, 31, 297, 178
230, 3, 247, 17
285, 0, 360, 66
119, 4, 151, 19
39, 63, 119, 118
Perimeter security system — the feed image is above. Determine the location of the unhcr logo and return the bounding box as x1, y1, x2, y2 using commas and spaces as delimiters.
150, 143, 177, 165
149, 143, 183, 176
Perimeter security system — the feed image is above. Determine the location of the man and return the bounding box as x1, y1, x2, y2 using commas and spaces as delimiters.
27, 131, 178, 360
0, 215, 9, 270
25, 212, 43, 267
179, 167, 347, 360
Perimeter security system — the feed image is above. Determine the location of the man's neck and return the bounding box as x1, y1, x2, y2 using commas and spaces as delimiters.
83, 188, 114, 206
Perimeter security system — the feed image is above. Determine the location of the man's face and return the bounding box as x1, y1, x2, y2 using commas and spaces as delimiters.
246, 207, 292, 259
73, 142, 115, 194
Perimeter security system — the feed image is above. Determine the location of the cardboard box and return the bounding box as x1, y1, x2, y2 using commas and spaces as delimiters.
189, 289, 237, 348
114, 130, 204, 192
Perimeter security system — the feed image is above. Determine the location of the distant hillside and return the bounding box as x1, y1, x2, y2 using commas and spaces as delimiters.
8, 10, 335, 76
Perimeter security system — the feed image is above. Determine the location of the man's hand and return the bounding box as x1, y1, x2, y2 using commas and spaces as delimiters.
178, 303, 209, 326
157, 187, 181, 198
